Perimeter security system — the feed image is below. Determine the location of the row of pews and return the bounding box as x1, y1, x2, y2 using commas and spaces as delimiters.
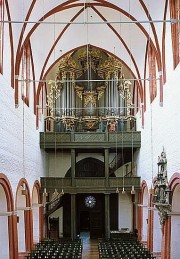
26, 239, 82, 259
98, 238, 156, 259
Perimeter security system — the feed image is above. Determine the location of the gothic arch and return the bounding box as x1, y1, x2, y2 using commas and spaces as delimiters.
65, 157, 105, 177
16, 178, 33, 254
168, 173, 180, 259
0, 173, 17, 259
32, 180, 43, 243
141, 183, 148, 245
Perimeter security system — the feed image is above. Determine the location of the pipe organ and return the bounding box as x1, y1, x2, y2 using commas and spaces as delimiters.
46, 46, 135, 132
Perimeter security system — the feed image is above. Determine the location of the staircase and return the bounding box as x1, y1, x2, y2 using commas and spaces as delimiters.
45, 193, 63, 217
109, 153, 135, 177
109, 153, 123, 176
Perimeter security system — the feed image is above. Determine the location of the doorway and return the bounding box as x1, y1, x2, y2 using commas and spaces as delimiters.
77, 194, 105, 239
49, 217, 59, 239
80, 211, 90, 231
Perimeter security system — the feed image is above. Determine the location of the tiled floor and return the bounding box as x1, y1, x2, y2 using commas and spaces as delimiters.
81, 232, 99, 259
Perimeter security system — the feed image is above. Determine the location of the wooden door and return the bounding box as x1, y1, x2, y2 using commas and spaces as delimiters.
49, 217, 59, 239
90, 210, 103, 239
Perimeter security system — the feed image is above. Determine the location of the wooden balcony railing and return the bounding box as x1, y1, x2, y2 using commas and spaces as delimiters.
41, 177, 141, 194
40, 131, 141, 149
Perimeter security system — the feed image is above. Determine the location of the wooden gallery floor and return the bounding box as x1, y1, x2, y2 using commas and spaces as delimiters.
81, 232, 99, 259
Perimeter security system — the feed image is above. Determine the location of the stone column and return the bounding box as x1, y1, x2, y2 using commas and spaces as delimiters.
147, 194, 153, 252
105, 193, 110, 239
104, 149, 109, 187
71, 194, 76, 240
71, 149, 76, 187
24, 209, 33, 251
8, 214, 18, 259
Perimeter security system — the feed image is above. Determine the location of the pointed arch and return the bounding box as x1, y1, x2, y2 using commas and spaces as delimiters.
170, 0, 180, 69
16, 178, 33, 254
0, 173, 18, 259
32, 180, 43, 242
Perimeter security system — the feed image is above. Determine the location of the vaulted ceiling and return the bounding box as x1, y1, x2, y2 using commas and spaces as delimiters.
6, 0, 169, 103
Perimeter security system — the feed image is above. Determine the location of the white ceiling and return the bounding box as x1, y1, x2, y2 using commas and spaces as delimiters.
7, 0, 169, 101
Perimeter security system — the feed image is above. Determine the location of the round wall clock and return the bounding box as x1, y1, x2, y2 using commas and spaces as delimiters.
84, 195, 96, 208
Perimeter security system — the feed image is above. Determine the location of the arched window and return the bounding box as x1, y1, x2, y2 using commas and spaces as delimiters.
0, 0, 4, 74
170, 0, 180, 69
148, 44, 157, 103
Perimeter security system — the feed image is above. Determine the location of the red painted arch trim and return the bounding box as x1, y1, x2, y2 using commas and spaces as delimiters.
0, 173, 17, 259
15, 1, 82, 75
15, 2, 83, 106
15, 0, 38, 76
139, 0, 162, 71
15, 178, 31, 207
169, 172, 180, 192
147, 193, 154, 252
141, 180, 148, 193
138, 180, 148, 241
151, 176, 158, 189
0, 173, 14, 211
169, 0, 180, 69
0, 175, 18, 258
32, 180, 43, 241
29, 40, 37, 114
140, 181, 148, 208
36, 44, 142, 107
95, 0, 161, 70
4, 0, 14, 88
14, 0, 37, 106
35, 2, 163, 107
45, 44, 139, 81
162, 0, 168, 85
36, 7, 85, 105
16, 178, 33, 252
93, 1, 160, 64
92, 6, 143, 100
94, 0, 162, 107
143, 40, 149, 112
32, 180, 41, 204
161, 172, 180, 259
15, 1, 158, 107
0, 0, 4, 74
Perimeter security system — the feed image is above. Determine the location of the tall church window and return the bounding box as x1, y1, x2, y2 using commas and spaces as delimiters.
0, 0, 4, 74
148, 44, 157, 103
170, 0, 180, 69
21, 43, 31, 105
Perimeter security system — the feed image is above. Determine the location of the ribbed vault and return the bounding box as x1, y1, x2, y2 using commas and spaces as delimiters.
4, 0, 169, 112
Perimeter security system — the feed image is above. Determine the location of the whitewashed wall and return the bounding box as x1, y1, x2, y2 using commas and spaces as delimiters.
136, 65, 180, 188
0, 74, 46, 201
48, 152, 106, 177
153, 210, 162, 253
48, 152, 71, 177
118, 192, 132, 231
142, 187, 148, 242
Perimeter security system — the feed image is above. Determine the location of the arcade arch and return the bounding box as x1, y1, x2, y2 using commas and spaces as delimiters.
0, 174, 16, 259
16, 179, 33, 253
170, 183, 180, 259
142, 185, 148, 244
